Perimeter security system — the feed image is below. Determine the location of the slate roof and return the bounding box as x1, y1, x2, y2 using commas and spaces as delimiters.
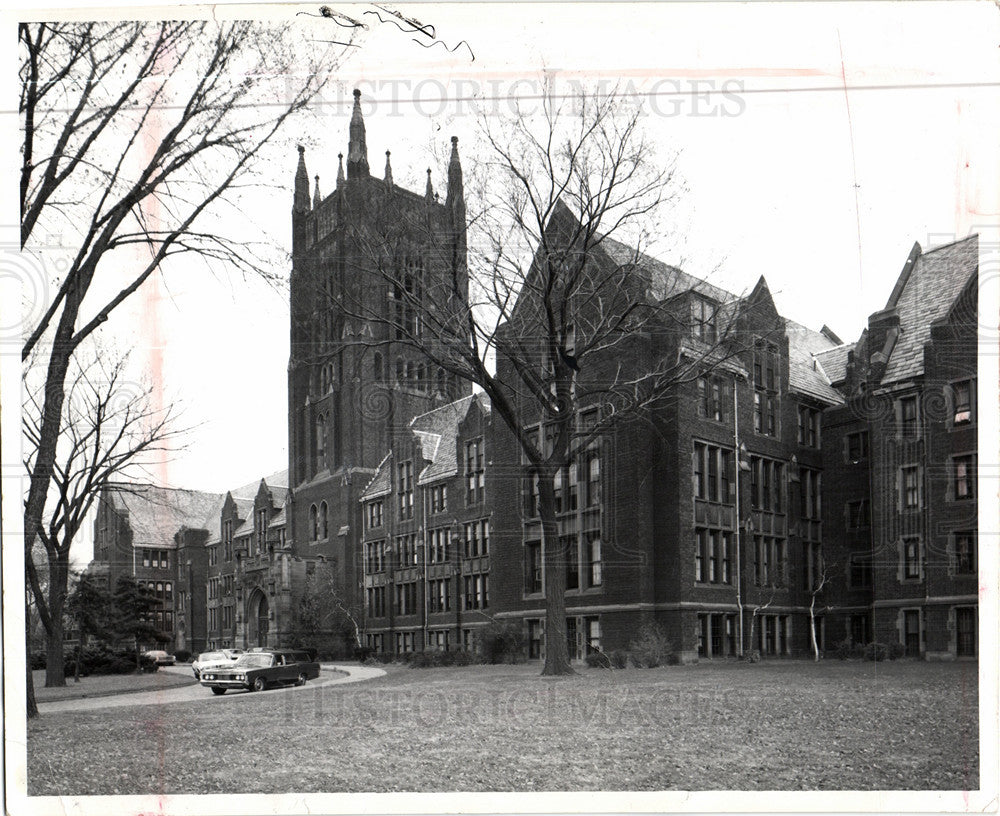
107, 485, 225, 548
360, 453, 393, 501
599, 235, 736, 305
410, 395, 486, 486
814, 343, 855, 386
267, 505, 287, 529
229, 469, 289, 500
880, 235, 978, 384
783, 319, 845, 405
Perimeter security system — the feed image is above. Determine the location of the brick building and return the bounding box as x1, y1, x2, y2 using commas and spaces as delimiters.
90, 485, 223, 653
88, 96, 979, 663
817, 236, 979, 659
359, 394, 492, 654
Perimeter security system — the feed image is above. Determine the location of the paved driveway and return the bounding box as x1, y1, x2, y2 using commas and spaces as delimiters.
37, 663, 386, 714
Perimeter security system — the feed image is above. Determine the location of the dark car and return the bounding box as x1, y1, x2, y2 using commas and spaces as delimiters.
199, 649, 320, 695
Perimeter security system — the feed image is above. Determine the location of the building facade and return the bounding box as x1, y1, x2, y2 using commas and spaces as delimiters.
88, 98, 979, 663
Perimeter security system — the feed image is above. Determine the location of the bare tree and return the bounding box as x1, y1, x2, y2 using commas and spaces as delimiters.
19, 18, 352, 714
808, 560, 835, 662
339, 87, 758, 674
23, 350, 187, 689
292, 561, 364, 657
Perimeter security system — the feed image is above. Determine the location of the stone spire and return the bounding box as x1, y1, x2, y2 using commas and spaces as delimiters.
347, 88, 369, 178
312, 175, 322, 208
384, 150, 393, 186
293, 145, 310, 212
446, 136, 464, 207
425, 168, 434, 202
337, 153, 345, 186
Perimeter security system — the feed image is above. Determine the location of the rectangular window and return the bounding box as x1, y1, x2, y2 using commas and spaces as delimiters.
366, 500, 383, 529
397, 462, 414, 519
525, 542, 543, 594
697, 375, 728, 422
464, 519, 490, 558
800, 468, 821, 520
691, 296, 717, 344
900, 396, 918, 438
694, 442, 734, 504
954, 532, 976, 575
845, 431, 869, 463
953, 454, 975, 500
528, 620, 544, 659
901, 466, 920, 509
903, 538, 921, 580
753, 340, 780, 438
846, 499, 869, 529
798, 405, 821, 448
952, 380, 973, 425
586, 535, 602, 588
696, 529, 731, 585
465, 438, 485, 505
429, 484, 447, 514
428, 528, 449, 563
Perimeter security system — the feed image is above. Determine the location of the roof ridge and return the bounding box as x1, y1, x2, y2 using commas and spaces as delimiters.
922, 233, 978, 256
408, 393, 475, 426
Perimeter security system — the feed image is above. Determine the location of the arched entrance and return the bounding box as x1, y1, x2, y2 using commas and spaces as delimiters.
247, 589, 269, 648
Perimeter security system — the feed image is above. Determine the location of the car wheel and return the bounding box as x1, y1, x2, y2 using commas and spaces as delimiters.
296, 673, 307, 687
211, 687, 226, 695
251, 676, 267, 692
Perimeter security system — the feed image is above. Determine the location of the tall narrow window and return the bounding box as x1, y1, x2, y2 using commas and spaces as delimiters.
465, 438, 485, 505
397, 461, 413, 519
952, 380, 973, 425
899, 396, 918, 438
953, 455, 975, 500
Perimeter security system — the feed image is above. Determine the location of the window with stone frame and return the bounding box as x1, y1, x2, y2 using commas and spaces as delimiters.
752, 339, 780, 437
902, 537, 922, 580
525, 541, 543, 594
397, 461, 414, 519
952, 454, 976, 501
951, 379, 974, 426
465, 438, 485, 505
954, 532, 976, 575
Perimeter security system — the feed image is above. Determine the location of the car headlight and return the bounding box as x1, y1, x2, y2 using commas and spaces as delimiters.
205, 674, 214, 680
235, 674, 245, 681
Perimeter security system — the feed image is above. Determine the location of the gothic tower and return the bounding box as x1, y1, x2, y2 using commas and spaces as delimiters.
287, 91, 470, 628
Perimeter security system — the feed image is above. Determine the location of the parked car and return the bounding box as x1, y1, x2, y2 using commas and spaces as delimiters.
143, 650, 176, 666
199, 649, 320, 695
191, 649, 243, 679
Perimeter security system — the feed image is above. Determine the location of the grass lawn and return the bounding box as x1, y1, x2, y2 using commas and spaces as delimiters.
26, 659, 978, 794
33, 669, 195, 702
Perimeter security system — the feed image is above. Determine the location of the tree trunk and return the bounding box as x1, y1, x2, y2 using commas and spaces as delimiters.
44, 559, 70, 687
26, 622, 38, 719
538, 476, 574, 676
809, 596, 820, 662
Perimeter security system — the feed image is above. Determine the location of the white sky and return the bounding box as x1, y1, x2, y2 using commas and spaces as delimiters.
6, 0, 1000, 532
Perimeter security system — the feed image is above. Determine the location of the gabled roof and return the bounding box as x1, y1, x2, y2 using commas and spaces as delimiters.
106, 485, 225, 548
814, 343, 855, 386
783, 319, 845, 405
598, 234, 736, 306
410, 394, 487, 486
360, 453, 393, 501
229, 469, 288, 500
880, 235, 978, 384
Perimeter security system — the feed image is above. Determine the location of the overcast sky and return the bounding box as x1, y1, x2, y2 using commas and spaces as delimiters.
9, 0, 1000, 512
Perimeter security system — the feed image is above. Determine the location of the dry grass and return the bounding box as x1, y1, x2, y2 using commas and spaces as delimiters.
32, 669, 195, 702
26, 659, 978, 794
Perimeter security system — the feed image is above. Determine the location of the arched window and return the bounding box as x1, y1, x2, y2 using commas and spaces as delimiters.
320, 501, 328, 539
316, 413, 325, 467
374, 352, 384, 381
309, 504, 318, 540
406, 361, 415, 382
436, 368, 445, 394
396, 358, 405, 382
417, 363, 426, 390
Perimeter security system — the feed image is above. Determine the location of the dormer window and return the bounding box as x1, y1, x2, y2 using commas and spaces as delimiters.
691, 296, 717, 344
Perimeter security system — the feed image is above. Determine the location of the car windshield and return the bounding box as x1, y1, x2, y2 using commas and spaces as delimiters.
198, 652, 224, 662
235, 653, 274, 668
